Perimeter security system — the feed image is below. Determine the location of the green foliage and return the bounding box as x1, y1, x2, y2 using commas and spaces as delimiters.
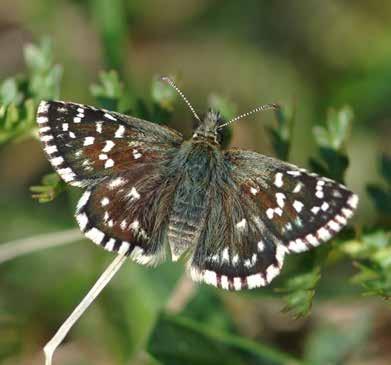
366, 154, 391, 217
340, 230, 391, 298
147, 314, 303, 365
90, 70, 132, 113
310, 106, 354, 183
267, 104, 295, 161
276, 267, 321, 318
30, 173, 66, 203
0, 39, 62, 145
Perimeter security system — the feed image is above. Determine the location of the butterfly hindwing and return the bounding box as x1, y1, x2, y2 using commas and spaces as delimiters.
37, 100, 183, 187
189, 169, 286, 290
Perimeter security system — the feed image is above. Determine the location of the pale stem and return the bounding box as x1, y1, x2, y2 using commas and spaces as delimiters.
165, 273, 197, 314
44, 253, 127, 365
0, 229, 82, 264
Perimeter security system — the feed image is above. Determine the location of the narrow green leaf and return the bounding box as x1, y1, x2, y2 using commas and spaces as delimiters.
276, 266, 321, 318
147, 314, 304, 365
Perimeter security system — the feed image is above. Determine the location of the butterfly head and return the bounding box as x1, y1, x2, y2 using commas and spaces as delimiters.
192, 109, 225, 145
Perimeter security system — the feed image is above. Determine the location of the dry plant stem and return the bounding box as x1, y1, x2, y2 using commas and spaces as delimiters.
44, 253, 127, 365
0, 229, 82, 264
165, 273, 197, 314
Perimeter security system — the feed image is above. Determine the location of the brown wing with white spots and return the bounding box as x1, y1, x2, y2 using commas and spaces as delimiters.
37, 100, 182, 187
189, 171, 287, 290
224, 150, 358, 253
75, 164, 176, 265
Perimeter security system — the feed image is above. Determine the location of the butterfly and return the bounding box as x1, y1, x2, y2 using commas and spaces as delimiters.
36, 77, 358, 291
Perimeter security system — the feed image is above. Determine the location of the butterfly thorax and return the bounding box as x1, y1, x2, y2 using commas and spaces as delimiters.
192, 109, 224, 146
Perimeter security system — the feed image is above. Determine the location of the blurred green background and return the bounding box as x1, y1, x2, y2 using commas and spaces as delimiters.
0, 1, 390, 364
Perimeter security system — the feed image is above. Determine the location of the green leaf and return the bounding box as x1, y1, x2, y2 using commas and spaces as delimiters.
151, 77, 177, 112
30, 173, 66, 203
366, 154, 391, 216
340, 230, 391, 298
310, 106, 354, 183
266, 104, 295, 161
25, 38, 62, 100
147, 314, 303, 365
90, 70, 132, 113
313, 106, 353, 150
276, 266, 321, 318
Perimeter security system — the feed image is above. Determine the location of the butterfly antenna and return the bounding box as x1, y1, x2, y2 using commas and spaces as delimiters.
161, 76, 201, 122
218, 103, 279, 129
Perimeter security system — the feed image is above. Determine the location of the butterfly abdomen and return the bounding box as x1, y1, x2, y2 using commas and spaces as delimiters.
167, 142, 221, 261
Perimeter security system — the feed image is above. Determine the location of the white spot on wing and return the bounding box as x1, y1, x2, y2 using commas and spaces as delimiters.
96, 122, 103, 133
293, 200, 304, 213
318, 227, 331, 241
37, 116, 48, 124
115, 125, 125, 138
258, 241, 264, 251
128, 187, 140, 200
316, 190, 324, 199
133, 149, 142, 159
274, 172, 284, 187
222, 247, 229, 263
220, 275, 229, 290
311, 206, 320, 214
51, 156, 64, 166
266, 265, 280, 283
85, 227, 105, 245
41, 135, 54, 142
84, 136, 95, 146
293, 182, 302, 193
348, 194, 359, 209
105, 159, 114, 168
105, 238, 116, 251
44, 145, 58, 154
203, 270, 217, 286
250, 187, 259, 195
109, 177, 126, 189
287, 170, 301, 176
102, 140, 115, 153
120, 219, 127, 230
247, 274, 265, 289
118, 241, 130, 254
76, 212, 88, 231
275, 192, 286, 208
236, 218, 246, 230
104, 112, 117, 121
101, 197, 110, 207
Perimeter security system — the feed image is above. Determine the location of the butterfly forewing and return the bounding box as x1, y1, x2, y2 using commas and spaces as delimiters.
37, 100, 182, 187
224, 150, 358, 253
75, 163, 177, 265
